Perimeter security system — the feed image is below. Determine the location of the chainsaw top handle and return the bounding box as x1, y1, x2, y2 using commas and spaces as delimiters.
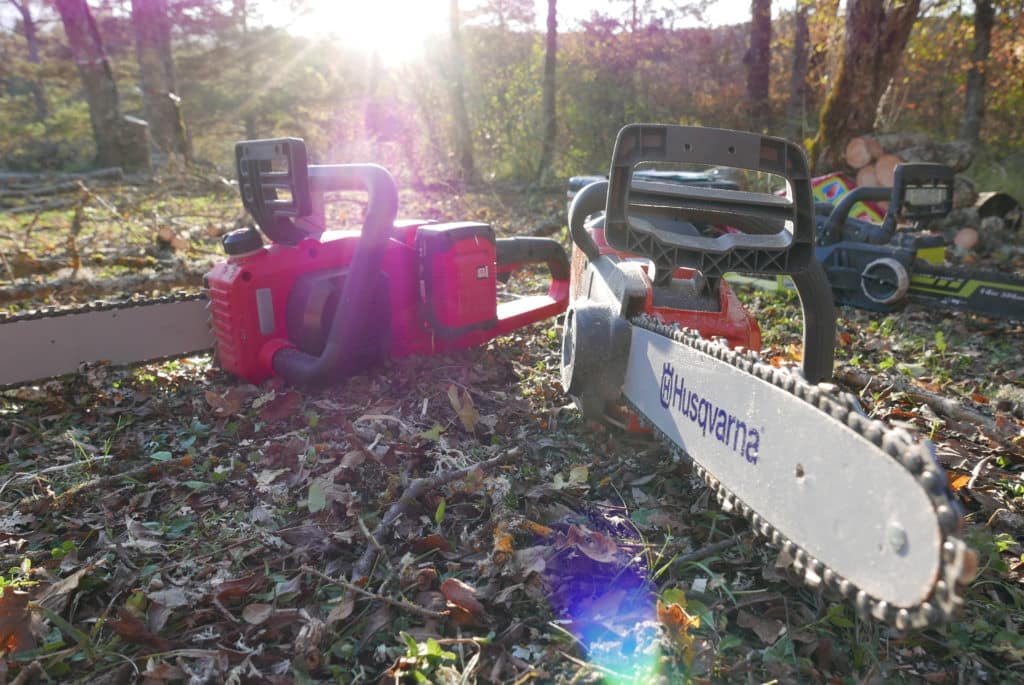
567, 171, 834, 383
819, 163, 954, 246
272, 163, 399, 387
604, 124, 816, 287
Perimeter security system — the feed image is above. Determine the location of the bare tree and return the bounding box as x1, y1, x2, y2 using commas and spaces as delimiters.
808, 0, 921, 171
447, 0, 478, 184
537, 0, 557, 183
960, 0, 994, 146
745, 0, 772, 131
9, 0, 48, 120
786, 0, 810, 141
131, 0, 191, 163
53, 0, 148, 170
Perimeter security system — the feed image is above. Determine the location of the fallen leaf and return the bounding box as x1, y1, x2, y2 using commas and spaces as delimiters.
410, 533, 452, 553
327, 595, 355, 623
0, 587, 35, 654
259, 391, 301, 422
447, 385, 479, 432
440, 577, 485, 616
948, 473, 971, 492
204, 387, 251, 416
738, 609, 785, 645
242, 603, 274, 625
564, 524, 618, 563
213, 574, 266, 603
106, 607, 173, 650
37, 565, 91, 614
658, 599, 699, 666
145, 587, 190, 610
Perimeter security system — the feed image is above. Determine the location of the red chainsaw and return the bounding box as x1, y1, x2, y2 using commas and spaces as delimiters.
2, 138, 570, 388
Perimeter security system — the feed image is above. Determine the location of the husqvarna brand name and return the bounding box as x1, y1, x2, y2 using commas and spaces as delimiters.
659, 362, 760, 464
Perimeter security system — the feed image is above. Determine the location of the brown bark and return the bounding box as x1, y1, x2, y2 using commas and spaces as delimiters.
896, 141, 976, 173
447, 0, 478, 184
536, 0, 557, 183
808, 0, 922, 172
10, 0, 48, 120
746, 0, 772, 131
53, 0, 148, 170
130, 0, 191, 162
960, 0, 994, 146
785, 1, 809, 140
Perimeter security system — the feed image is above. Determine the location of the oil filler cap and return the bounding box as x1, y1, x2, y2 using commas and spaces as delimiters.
222, 227, 264, 256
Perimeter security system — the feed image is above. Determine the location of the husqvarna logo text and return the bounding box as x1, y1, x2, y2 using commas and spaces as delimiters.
660, 362, 760, 464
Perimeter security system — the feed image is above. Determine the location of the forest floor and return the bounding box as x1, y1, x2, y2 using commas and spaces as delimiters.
0, 173, 1022, 684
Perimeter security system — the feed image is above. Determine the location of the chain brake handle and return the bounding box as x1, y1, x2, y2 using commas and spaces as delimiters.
585, 124, 835, 383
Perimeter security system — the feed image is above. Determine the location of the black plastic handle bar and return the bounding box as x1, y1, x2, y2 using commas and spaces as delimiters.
819, 186, 892, 246
496, 237, 570, 282
272, 164, 399, 386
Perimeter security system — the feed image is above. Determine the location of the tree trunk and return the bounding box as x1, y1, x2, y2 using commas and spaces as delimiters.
807, 0, 921, 173
536, 0, 557, 183
233, 0, 257, 139
54, 0, 148, 170
130, 0, 191, 163
746, 0, 772, 132
785, 0, 809, 140
448, 0, 477, 184
960, 0, 994, 146
11, 0, 48, 120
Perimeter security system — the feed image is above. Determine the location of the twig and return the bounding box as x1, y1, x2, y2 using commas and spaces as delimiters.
10, 660, 44, 685
966, 454, 995, 491
673, 534, 746, 568
836, 366, 1010, 445
0, 455, 113, 496
349, 448, 519, 585
299, 565, 447, 620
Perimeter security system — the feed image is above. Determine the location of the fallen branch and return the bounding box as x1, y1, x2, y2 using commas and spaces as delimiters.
350, 448, 519, 585
0, 167, 123, 189
835, 366, 1008, 444
1, 198, 80, 215
1, 250, 164, 279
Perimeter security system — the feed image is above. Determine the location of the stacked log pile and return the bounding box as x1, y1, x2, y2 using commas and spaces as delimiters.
843, 132, 978, 207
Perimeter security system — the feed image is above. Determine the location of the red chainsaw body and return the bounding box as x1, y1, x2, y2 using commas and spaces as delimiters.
570, 226, 761, 350
207, 220, 569, 383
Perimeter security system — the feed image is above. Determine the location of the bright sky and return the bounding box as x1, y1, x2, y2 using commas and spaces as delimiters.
287, 1, 750, 66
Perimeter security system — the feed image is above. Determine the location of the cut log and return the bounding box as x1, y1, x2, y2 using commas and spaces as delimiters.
896, 141, 976, 173
845, 137, 873, 169
856, 164, 879, 188
875, 132, 931, 151
874, 154, 903, 187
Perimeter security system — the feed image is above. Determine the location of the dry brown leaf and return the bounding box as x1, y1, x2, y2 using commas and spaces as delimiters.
327, 595, 355, 623
106, 607, 173, 651
440, 577, 485, 616
0, 587, 35, 655
242, 603, 274, 626
447, 384, 479, 432
36, 565, 91, 614
259, 391, 301, 422
204, 386, 252, 416
737, 609, 785, 645
410, 533, 452, 553
565, 524, 618, 563
213, 573, 266, 603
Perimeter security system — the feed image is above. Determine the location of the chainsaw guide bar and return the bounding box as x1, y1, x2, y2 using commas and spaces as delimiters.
1, 291, 211, 390
627, 314, 976, 630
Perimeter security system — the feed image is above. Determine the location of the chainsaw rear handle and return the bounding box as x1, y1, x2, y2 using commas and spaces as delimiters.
271, 164, 399, 386
568, 179, 608, 261
496, 237, 571, 283
604, 124, 815, 284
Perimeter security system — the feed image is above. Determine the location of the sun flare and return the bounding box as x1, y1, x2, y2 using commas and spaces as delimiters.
300, 0, 448, 65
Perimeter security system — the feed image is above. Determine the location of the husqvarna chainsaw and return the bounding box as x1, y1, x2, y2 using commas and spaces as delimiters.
562, 124, 976, 629
1, 138, 570, 388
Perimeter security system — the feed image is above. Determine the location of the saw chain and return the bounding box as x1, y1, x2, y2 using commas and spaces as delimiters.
627, 313, 976, 630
